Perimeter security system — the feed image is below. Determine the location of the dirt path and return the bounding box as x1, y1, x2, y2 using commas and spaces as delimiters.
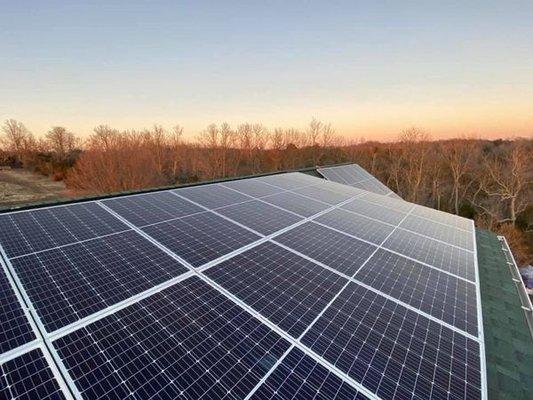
0, 169, 68, 208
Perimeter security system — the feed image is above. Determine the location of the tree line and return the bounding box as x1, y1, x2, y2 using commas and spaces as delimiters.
1, 119, 531, 264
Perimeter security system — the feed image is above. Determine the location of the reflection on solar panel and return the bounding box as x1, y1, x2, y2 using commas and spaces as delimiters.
341, 198, 407, 225
292, 184, 354, 204
206, 242, 347, 337
142, 211, 260, 267
302, 282, 482, 400
400, 214, 474, 250
412, 205, 473, 231
0, 168, 485, 400
217, 200, 302, 235
383, 229, 476, 281
0, 267, 35, 353
275, 222, 377, 277
176, 183, 252, 209
261, 191, 330, 217
54, 277, 290, 399
315, 208, 395, 245
251, 347, 368, 400
11, 230, 188, 332
0, 349, 66, 400
257, 172, 321, 190
360, 191, 413, 212
355, 249, 478, 335
221, 179, 284, 197
0, 203, 128, 258
318, 164, 401, 199
102, 191, 203, 227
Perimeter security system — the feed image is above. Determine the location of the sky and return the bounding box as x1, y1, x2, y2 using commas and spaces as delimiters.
1, 1, 532, 141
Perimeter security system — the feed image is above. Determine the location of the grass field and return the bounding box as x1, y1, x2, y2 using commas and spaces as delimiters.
0, 169, 67, 209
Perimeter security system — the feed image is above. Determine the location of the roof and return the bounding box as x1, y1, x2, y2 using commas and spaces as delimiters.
0, 163, 531, 399
476, 229, 533, 400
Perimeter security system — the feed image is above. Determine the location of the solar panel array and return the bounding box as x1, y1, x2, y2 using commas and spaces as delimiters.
0, 171, 486, 399
318, 164, 402, 199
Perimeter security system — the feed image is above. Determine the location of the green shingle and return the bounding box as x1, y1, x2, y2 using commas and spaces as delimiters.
477, 229, 533, 400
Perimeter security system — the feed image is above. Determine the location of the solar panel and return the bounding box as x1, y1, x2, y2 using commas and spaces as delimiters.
399, 214, 474, 250
274, 222, 377, 277
315, 208, 394, 245
10, 230, 188, 332
358, 179, 392, 196
205, 242, 347, 337
250, 347, 369, 400
0, 267, 35, 353
318, 180, 367, 197
176, 184, 252, 209
318, 164, 400, 199
411, 206, 473, 231
383, 229, 476, 281
0, 169, 486, 400
359, 192, 413, 213
221, 179, 284, 198
53, 276, 291, 399
341, 198, 407, 225
261, 191, 331, 217
292, 185, 354, 205
0, 202, 128, 258
257, 172, 322, 190
217, 200, 303, 236
142, 211, 260, 267
302, 282, 482, 400
0, 348, 66, 400
355, 249, 478, 335
102, 191, 204, 227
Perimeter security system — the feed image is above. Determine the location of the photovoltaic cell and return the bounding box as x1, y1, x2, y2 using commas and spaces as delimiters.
320, 181, 367, 198
221, 179, 284, 198
0, 348, 66, 400
142, 212, 260, 267
261, 192, 331, 217
318, 164, 399, 198
315, 208, 394, 245
399, 215, 474, 250
357, 179, 391, 196
274, 222, 377, 277
383, 229, 476, 281
258, 172, 321, 190
0, 267, 35, 353
292, 185, 353, 205
206, 242, 347, 338
302, 282, 482, 400
11, 231, 188, 332
251, 347, 368, 400
0, 203, 128, 258
341, 199, 406, 226
411, 206, 473, 231
175, 184, 252, 209
102, 191, 204, 227
53, 277, 290, 400
317, 167, 348, 183
217, 200, 302, 236
359, 192, 413, 213
355, 249, 478, 335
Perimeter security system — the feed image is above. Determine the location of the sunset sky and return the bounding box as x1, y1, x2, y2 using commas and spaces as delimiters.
2, 1, 532, 141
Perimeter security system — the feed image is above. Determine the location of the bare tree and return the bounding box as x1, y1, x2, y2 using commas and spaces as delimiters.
397, 127, 431, 203
442, 139, 476, 214
91, 125, 119, 151
1, 119, 35, 161
307, 118, 322, 164
46, 126, 77, 161
473, 143, 532, 226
